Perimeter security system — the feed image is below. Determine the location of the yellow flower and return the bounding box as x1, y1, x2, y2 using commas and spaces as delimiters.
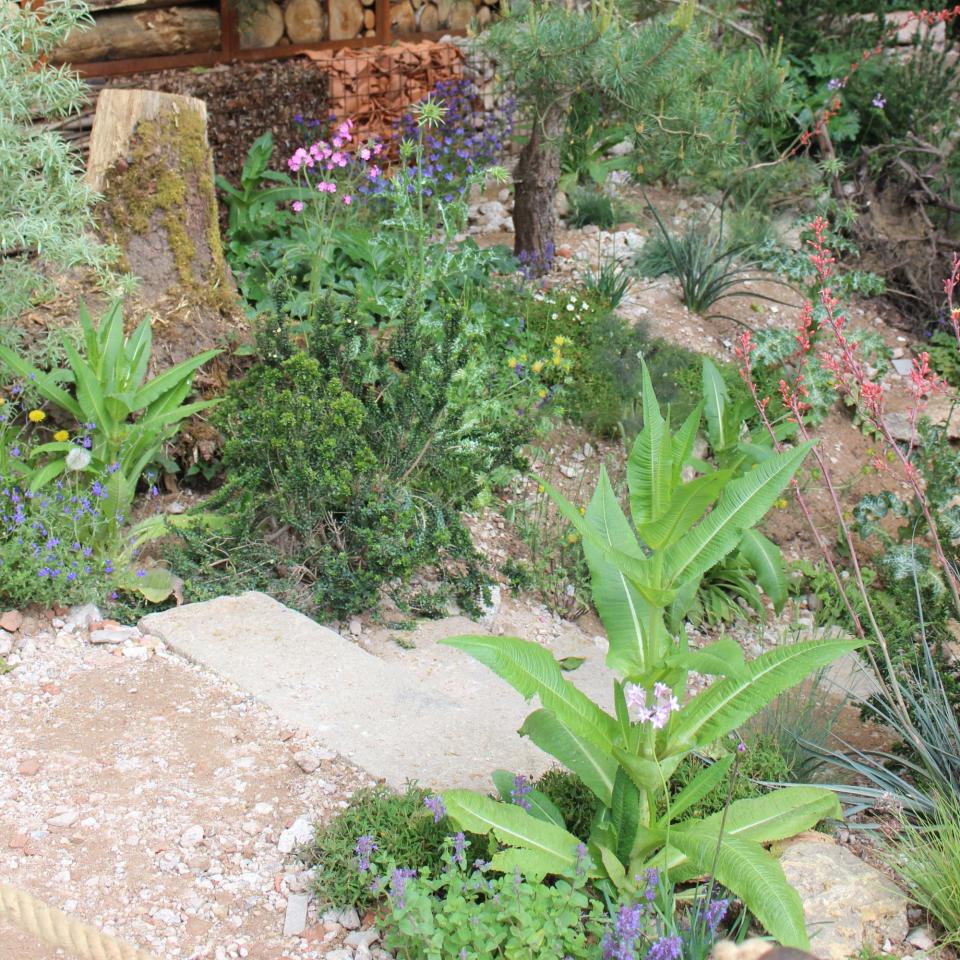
0, 397, 5, 406
554, 335, 566, 347
538, 389, 547, 399
532, 361, 544, 374
519, 354, 527, 362
507, 357, 518, 368
775, 498, 789, 509
53, 430, 69, 442
28, 409, 45, 423
537, 484, 545, 494
567, 533, 579, 544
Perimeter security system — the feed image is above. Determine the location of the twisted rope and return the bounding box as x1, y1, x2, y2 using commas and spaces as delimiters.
0, 883, 159, 960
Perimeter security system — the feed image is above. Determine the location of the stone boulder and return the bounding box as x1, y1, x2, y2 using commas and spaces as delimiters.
777, 833, 907, 959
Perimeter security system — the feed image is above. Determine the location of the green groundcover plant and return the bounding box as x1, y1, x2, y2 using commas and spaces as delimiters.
438, 365, 863, 948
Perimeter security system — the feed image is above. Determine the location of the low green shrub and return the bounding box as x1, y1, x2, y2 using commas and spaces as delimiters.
305, 785, 449, 910
534, 768, 600, 842
170, 347, 491, 618
378, 838, 605, 960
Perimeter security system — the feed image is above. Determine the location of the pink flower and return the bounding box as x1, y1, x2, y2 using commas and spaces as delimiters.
368, 165, 380, 180
360, 148, 371, 161
317, 181, 337, 193
625, 682, 679, 729
373, 142, 383, 155
292, 201, 304, 213
343, 195, 352, 205
332, 136, 343, 149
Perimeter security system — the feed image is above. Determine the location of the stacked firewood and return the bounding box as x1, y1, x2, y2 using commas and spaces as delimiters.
305, 39, 464, 141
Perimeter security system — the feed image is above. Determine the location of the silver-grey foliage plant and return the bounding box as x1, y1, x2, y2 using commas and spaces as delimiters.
0, 0, 120, 320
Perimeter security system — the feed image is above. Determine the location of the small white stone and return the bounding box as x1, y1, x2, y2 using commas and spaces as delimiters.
349, 619, 362, 637
154, 907, 181, 926
179, 825, 204, 848
294, 751, 321, 774
283, 893, 310, 937
47, 809, 79, 829
277, 817, 314, 855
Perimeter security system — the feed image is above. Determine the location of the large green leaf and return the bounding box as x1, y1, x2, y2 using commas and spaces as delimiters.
627, 362, 674, 526
662, 441, 813, 588
664, 830, 809, 948
63, 341, 112, 435
538, 477, 657, 596
583, 467, 650, 675
740, 528, 788, 612
441, 635, 617, 747
695, 786, 842, 844
611, 768, 642, 864
668, 635, 865, 750
519, 709, 617, 806
670, 402, 703, 485
636, 471, 729, 551
131, 348, 220, 410
702, 356, 730, 452
444, 790, 586, 876
0, 346, 82, 418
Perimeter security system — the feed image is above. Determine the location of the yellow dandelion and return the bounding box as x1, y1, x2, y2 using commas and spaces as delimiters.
554, 335, 566, 346
507, 357, 518, 369
532, 360, 544, 374
53, 430, 69, 442
537, 484, 545, 494
538, 389, 547, 399
567, 534, 579, 544
519, 354, 528, 362
28, 409, 45, 423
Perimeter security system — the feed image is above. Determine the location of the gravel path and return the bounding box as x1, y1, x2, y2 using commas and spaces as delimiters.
0, 610, 379, 960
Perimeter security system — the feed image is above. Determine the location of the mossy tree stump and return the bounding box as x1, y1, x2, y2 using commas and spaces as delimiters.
87, 89, 241, 363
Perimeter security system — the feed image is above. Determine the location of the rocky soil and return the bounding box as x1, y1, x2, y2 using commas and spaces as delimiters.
0, 608, 386, 960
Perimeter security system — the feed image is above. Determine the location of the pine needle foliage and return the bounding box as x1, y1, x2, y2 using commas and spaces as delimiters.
0, 0, 119, 320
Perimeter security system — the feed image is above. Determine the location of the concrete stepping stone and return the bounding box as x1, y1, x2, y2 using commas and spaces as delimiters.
140, 592, 612, 790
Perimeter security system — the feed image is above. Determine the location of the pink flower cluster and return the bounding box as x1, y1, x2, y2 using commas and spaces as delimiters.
286, 118, 383, 207
625, 682, 680, 729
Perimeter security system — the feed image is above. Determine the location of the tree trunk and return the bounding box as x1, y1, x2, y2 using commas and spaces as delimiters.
88, 90, 242, 363
512, 97, 569, 269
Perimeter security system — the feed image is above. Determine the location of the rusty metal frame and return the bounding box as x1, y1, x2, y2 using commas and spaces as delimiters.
59, 0, 465, 79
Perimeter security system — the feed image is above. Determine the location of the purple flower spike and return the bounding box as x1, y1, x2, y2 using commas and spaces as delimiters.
354, 833, 378, 873
424, 794, 446, 823
510, 774, 533, 811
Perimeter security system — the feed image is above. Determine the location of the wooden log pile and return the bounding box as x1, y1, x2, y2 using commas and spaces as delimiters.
49, 0, 494, 65
305, 39, 464, 141
51, 4, 221, 64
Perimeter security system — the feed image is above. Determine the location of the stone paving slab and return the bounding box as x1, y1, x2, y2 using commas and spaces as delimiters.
141, 592, 611, 789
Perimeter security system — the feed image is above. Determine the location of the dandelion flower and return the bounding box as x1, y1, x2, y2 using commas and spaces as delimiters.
65, 448, 91, 472
28, 409, 46, 423
53, 430, 69, 442
532, 361, 544, 373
